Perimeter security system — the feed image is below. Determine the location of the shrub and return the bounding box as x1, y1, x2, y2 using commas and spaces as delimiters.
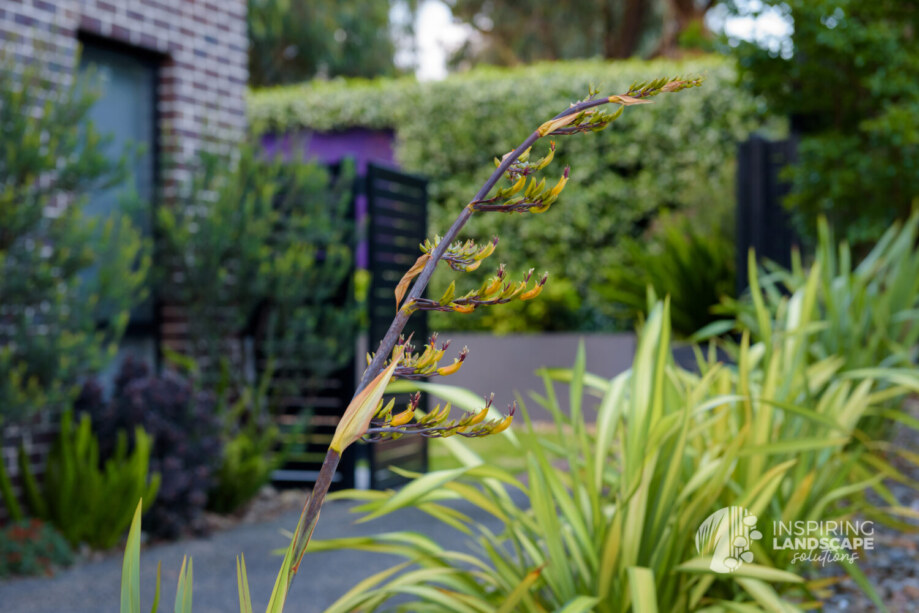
250, 55, 766, 330
154, 145, 356, 514
729, 0, 919, 247
17, 409, 159, 549
310, 295, 912, 610
207, 368, 283, 515
0, 519, 73, 578
0, 52, 149, 422
76, 358, 220, 539
155, 145, 357, 395
595, 211, 735, 337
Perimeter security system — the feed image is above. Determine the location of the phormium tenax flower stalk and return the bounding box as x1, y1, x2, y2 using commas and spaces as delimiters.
283, 75, 703, 589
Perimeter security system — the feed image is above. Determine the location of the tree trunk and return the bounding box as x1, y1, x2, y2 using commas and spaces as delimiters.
607, 0, 649, 58
653, 0, 715, 57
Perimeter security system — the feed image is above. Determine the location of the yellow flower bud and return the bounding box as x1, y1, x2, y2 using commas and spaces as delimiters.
375, 397, 396, 419
431, 403, 451, 424
475, 238, 497, 261
525, 177, 546, 199
439, 281, 456, 305
490, 414, 514, 434
519, 284, 544, 301
436, 359, 464, 377
534, 143, 555, 170
457, 408, 489, 432
546, 169, 569, 199
389, 408, 415, 427
413, 350, 434, 370
501, 281, 526, 300
505, 175, 527, 197
466, 408, 488, 426
483, 276, 503, 296
452, 303, 476, 314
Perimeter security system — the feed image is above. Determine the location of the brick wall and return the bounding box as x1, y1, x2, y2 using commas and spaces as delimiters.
0, 0, 248, 523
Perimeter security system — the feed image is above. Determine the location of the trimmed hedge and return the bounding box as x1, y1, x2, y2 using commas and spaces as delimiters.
250, 56, 767, 331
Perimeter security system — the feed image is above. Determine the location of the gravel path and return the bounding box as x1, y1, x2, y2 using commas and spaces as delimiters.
0, 497, 499, 613
821, 401, 919, 612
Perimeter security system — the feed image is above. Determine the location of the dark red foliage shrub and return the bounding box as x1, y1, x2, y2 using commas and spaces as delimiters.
76, 357, 222, 539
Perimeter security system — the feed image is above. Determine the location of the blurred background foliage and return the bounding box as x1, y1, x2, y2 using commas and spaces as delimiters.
247, 0, 721, 88
0, 55, 149, 423
248, 0, 411, 87
0, 56, 362, 539
4, 0, 919, 562
250, 55, 770, 333
443, 0, 717, 68
727, 0, 919, 248
597, 210, 735, 338
155, 145, 357, 395
250, 0, 919, 334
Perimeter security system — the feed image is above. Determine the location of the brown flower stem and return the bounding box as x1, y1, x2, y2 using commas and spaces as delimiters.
289, 448, 340, 581
282, 81, 698, 593
353, 92, 649, 394
355, 128, 542, 393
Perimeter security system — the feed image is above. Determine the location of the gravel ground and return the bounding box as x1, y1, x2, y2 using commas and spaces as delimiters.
820, 402, 919, 613
0, 496, 501, 613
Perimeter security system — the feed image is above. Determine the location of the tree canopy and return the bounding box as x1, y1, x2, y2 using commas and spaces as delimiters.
729, 0, 919, 246
444, 0, 717, 68
248, 0, 404, 87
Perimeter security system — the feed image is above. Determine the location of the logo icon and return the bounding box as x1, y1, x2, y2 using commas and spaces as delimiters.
695, 506, 763, 573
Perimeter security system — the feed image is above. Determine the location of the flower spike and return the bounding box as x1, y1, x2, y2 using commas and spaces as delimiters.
363, 394, 517, 441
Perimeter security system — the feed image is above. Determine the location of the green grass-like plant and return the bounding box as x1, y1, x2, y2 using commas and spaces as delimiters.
309, 288, 915, 611
708, 212, 919, 441
714, 212, 919, 372
20, 409, 160, 550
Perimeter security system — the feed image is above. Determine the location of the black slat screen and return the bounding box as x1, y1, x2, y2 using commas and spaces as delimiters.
365, 162, 429, 489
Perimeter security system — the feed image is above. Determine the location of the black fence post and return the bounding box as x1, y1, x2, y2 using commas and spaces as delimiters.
735, 135, 800, 294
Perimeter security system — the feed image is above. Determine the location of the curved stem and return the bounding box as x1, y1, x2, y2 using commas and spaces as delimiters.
356, 129, 542, 392
355, 94, 630, 393
284, 79, 699, 591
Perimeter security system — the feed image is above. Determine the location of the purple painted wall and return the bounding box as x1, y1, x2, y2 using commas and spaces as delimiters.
260, 128, 397, 269
260, 128, 396, 171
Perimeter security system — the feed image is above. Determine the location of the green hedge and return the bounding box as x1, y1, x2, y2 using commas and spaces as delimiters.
250, 56, 767, 331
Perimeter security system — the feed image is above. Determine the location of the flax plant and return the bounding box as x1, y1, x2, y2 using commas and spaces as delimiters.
118, 78, 702, 612
310, 284, 916, 611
